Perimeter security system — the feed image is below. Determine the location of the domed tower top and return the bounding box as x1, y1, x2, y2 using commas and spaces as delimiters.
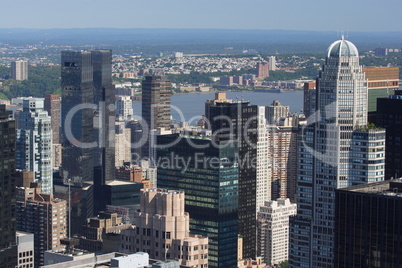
327, 36, 359, 58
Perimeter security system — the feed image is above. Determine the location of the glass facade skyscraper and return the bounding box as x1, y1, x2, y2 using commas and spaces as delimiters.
207, 100, 259, 259
157, 134, 238, 268
0, 105, 17, 268
335, 179, 402, 267
61, 49, 115, 186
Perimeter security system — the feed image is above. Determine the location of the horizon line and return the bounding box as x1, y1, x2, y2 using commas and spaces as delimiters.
0, 28, 400, 33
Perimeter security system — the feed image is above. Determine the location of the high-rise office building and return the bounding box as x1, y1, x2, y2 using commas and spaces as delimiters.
0, 104, 18, 268
11, 60, 28, 81
335, 179, 402, 267
16, 98, 53, 194
157, 133, 239, 268
257, 62, 269, 79
363, 66, 399, 121
289, 38, 386, 267
141, 75, 171, 159
61, 49, 115, 186
16, 185, 67, 267
257, 198, 296, 266
120, 188, 209, 267
206, 99, 258, 259
376, 91, 402, 179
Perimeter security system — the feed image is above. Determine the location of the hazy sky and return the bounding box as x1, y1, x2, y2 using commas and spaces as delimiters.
2, 0, 401, 31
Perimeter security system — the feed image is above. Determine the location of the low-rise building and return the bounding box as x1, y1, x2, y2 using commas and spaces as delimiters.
120, 189, 208, 267
78, 212, 131, 253
16, 231, 34, 268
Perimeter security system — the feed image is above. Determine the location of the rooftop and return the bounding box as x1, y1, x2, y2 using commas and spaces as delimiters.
338, 178, 402, 198
327, 36, 359, 58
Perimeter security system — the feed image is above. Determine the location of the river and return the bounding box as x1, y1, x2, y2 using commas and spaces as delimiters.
133, 90, 303, 124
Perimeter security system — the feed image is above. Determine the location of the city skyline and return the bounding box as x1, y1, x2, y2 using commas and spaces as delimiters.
0, 0, 401, 31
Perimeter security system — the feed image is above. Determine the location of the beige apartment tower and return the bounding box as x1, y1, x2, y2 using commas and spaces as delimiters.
120, 188, 208, 267
268, 125, 298, 202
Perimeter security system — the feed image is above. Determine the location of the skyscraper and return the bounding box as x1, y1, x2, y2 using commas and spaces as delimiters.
303, 82, 316, 118
16, 98, 53, 194
335, 179, 402, 267
115, 121, 131, 167
0, 104, 18, 268
207, 99, 258, 259
363, 66, 399, 117
141, 75, 171, 159
61, 49, 115, 186
256, 106, 271, 210
44, 94, 62, 170
376, 91, 402, 179
157, 133, 239, 268
289, 38, 386, 267
268, 123, 298, 202
11, 60, 28, 81
44, 94, 61, 144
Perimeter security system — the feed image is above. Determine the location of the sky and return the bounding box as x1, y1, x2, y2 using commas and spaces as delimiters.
1, 0, 401, 32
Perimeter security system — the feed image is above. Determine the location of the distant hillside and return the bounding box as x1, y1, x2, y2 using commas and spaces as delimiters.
0, 28, 401, 55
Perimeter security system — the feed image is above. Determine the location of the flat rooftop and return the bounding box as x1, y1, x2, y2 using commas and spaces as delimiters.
338, 178, 402, 198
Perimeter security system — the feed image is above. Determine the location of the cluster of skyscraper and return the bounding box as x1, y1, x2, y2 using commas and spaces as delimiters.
2, 37, 402, 268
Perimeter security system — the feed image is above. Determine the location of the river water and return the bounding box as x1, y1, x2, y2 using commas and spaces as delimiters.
133, 90, 303, 124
